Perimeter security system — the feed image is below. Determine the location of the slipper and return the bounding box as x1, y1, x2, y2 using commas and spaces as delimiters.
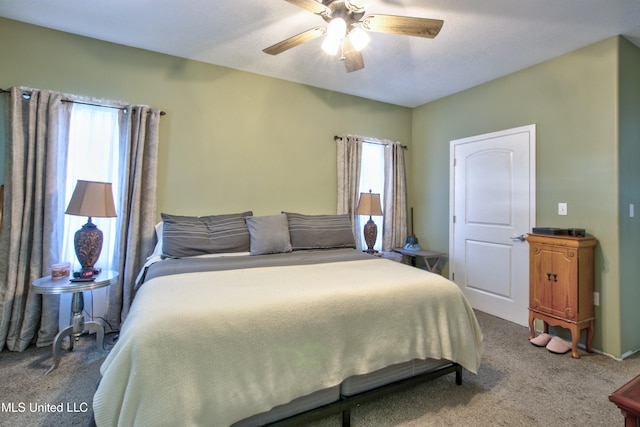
546, 336, 572, 354
529, 333, 552, 347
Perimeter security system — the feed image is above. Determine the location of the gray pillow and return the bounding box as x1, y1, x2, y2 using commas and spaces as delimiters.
285, 212, 356, 250
161, 211, 252, 258
245, 214, 293, 255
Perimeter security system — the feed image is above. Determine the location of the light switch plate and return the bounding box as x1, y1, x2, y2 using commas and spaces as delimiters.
558, 202, 568, 216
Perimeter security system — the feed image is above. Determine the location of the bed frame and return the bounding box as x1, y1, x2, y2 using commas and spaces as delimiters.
266, 362, 462, 427
92, 362, 461, 427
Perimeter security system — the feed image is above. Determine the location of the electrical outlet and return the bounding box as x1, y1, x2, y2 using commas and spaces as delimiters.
594, 292, 600, 306
558, 202, 568, 216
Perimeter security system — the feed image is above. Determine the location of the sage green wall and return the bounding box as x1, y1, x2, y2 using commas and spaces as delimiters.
0, 94, 5, 183
0, 17, 411, 217
411, 37, 638, 358
618, 37, 640, 358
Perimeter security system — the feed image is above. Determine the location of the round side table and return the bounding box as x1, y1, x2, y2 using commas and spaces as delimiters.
31, 270, 118, 375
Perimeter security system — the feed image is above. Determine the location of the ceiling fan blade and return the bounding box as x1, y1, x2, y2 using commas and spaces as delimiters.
263, 27, 327, 55
362, 15, 444, 38
342, 37, 365, 73
284, 0, 331, 16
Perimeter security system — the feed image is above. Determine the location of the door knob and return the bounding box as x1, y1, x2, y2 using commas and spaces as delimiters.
510, 234, 528, 242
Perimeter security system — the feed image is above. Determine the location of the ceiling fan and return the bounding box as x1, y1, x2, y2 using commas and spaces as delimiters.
263, 0, 444, 73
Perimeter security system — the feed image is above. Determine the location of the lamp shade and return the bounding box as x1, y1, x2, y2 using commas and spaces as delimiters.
65, 180, 116, 218
355, 191, 383, 216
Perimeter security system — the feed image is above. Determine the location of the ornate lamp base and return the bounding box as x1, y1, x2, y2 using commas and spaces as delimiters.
363, 217, 378, 254
74, 217, 103, 274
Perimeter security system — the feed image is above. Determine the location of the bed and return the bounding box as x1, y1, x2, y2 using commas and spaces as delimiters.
92, 212, 483, 426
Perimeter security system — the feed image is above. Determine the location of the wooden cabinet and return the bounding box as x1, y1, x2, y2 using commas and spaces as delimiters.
527, 233, 597, 359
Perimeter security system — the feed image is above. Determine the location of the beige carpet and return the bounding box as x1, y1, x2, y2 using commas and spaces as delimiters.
0, 311, 638, 427
307, 311, 640, 427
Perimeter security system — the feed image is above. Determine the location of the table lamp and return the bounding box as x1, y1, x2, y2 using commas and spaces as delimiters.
355, 190, 383, 253
65, 180, 116, 276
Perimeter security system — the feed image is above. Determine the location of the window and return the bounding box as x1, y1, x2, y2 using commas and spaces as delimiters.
60, 103, 120, 329
357, 141, 385, 252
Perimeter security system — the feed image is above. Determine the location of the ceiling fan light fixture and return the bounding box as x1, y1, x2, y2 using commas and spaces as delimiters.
348, 27, 370, 51
321, 34, 341, 55
326, 17, 347, 39
322, 18, 347, 55
264, 1, 445, 73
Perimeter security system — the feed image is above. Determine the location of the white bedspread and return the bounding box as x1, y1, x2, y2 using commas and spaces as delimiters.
93, 257, 483, 427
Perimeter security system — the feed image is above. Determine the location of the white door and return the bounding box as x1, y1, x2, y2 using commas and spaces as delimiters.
449, 125, 536, 326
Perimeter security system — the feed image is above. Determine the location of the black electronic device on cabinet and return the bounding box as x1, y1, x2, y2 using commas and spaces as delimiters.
531, 227, 585, 237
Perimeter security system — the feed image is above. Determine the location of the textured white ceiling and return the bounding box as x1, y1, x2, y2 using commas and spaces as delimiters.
1, 0, 640, 107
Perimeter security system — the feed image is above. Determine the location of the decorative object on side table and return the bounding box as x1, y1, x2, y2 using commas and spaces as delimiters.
51, 262, 71, 279
65, 180, 117, 276
355, 189, 383, 253
404, 207, 421, 251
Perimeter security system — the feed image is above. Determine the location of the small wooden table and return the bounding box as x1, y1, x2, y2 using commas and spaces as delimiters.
609, 374, 640, 426
31, 270, 118, 374
392, 248, 446, 273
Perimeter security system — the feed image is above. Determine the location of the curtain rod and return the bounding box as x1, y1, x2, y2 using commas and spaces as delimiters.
0, 88, 166, 116
334, 135, 408, 150
60, 99, 166, 116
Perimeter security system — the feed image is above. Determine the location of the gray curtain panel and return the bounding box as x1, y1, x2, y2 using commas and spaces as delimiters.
336, 134, 363, 251
382, 142, 408, 251
0, 88, 72, 352
107, 105, 160, 328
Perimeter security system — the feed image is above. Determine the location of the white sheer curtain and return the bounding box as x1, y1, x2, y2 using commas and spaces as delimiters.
60, 104, 121, 331
358, 142, 385, 252
62, 104, 120, 273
